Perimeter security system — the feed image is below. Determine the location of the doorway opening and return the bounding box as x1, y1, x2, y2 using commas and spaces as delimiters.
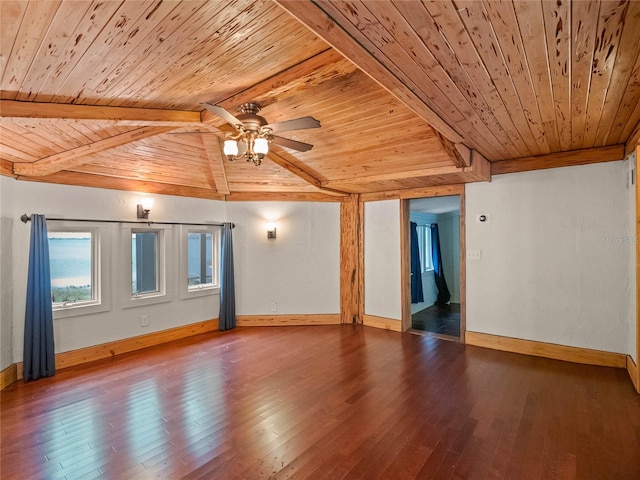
405, 194, 464, 341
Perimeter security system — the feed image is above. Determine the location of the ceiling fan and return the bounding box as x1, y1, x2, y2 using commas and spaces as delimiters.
202, 102, 321, 166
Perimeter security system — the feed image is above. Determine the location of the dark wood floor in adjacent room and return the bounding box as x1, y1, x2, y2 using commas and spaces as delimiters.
1, 325, 639, 480
412, 303, 461, 338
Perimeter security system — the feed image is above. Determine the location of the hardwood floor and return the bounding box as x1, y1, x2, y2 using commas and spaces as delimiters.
1, 325, 639, 479
412, 303, 461, 338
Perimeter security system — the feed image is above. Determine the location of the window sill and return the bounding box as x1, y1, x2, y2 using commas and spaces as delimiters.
53, 301, 110, 319
122, 292, 173, 309
181, 286, 220, 300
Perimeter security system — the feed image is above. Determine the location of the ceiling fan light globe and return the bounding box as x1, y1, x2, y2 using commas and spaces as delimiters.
254, 137, 269, 155
223, 139, 239, 156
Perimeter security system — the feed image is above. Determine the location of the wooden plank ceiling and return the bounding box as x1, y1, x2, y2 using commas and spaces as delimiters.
1, 0, 639, 200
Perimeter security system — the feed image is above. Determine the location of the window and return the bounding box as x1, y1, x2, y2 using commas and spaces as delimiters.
123, 226, 171, 308
416, 225, 433, 273
187, 232, 216, 289
180, 227, 220, 298
131, 231, 159, 295
47, 224, 110, 318
49, 231, 95, 306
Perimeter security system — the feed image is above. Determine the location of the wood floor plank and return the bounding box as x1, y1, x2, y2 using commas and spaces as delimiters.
1, 325, 639, 479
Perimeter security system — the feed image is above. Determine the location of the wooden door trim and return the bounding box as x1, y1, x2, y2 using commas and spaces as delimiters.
400, 188, 466, 340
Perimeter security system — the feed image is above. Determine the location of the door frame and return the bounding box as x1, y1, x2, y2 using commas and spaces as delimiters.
400, 185, 466, 343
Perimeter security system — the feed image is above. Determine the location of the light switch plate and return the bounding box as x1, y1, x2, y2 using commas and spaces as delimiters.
467, 250, 481, 260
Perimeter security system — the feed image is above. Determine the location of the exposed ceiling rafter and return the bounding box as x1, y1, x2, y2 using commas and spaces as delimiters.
200, 135, 230, 195
0, 100, 202, 126
274, 0, 464, 145
12, 126, 176, 177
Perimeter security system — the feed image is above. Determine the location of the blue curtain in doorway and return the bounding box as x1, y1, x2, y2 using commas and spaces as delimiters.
431, 223, 451, 305
218, 222, 236, 331
410, 222, 424, 303
23, 214, 56, 381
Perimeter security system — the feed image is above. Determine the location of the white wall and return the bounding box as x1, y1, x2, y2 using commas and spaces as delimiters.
1, 181, 343, 367
0, 178, 14, 370
3, 159, 635, 369
466, 160, 635, 355
627, 151, 637, 362
225, 201, 340, 315
2, 178, 227, 364
364, 200, 401, 320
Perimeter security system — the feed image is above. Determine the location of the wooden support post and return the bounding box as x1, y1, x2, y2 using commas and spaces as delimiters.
340, 194, 363, 324
400, 199, 411, 331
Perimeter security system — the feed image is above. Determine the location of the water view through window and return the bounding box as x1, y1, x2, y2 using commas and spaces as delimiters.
48, 232, 92, 304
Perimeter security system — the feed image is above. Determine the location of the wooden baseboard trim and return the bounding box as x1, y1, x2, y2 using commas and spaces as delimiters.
627, 356, 639, 393
236, 314, 340, 327
363, 314, 402, 332
466, 331, 627, 368
0, 363, 18, 390
14, 319, 220, 382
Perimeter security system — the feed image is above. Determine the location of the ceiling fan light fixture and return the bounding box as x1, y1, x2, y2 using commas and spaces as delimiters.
223, 139, 239, 160
254, 137, 269, 155
202, 101, 320, 166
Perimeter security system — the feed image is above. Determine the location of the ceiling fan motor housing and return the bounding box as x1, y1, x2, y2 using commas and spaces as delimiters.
237, 102, 268, 131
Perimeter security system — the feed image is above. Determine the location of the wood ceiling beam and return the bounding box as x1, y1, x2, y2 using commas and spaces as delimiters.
435, 132, 471, 168
225, 192, 342, 202
13, 126, 176, 177
1, 160, 15, 178
17, 171, 226, 201
321, 166, 462, 188
267, 147, 347, 196
210, 48, 353, 113
0, 100, 202, 126
274, 0, 464, 145
321, 152, 490, 188
200, 135, 230, 195
491, 145, 626, 175
625, 121, 640, 157
267, 149, 323, 187
200, 49, 353, 124
359, 185, 465, 203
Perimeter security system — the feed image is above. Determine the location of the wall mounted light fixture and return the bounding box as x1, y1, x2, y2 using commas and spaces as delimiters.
137, 198, 153, 219
266, 222, 277, 240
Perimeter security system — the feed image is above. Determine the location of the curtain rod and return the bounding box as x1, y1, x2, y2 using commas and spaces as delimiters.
20, 214, 234, 228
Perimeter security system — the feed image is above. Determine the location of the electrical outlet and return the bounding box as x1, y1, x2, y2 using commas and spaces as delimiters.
140, 314, 149, 327
270, 302, 277, 312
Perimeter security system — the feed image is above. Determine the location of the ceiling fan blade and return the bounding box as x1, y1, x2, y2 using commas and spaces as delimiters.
201, 103, 243, 128
272, 135, 314, 152
264, 116, 321, 132
169, 131, 218, 135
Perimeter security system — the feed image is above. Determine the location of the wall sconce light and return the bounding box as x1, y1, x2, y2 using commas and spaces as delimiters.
137, 198, 153, 219
266, 222, 277, 240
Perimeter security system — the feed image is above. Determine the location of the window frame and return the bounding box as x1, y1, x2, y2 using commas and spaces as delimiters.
179, 226, 221, 299
47, 222, 111, 319
131, 230, 160, 296
121, 225, 173, 308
